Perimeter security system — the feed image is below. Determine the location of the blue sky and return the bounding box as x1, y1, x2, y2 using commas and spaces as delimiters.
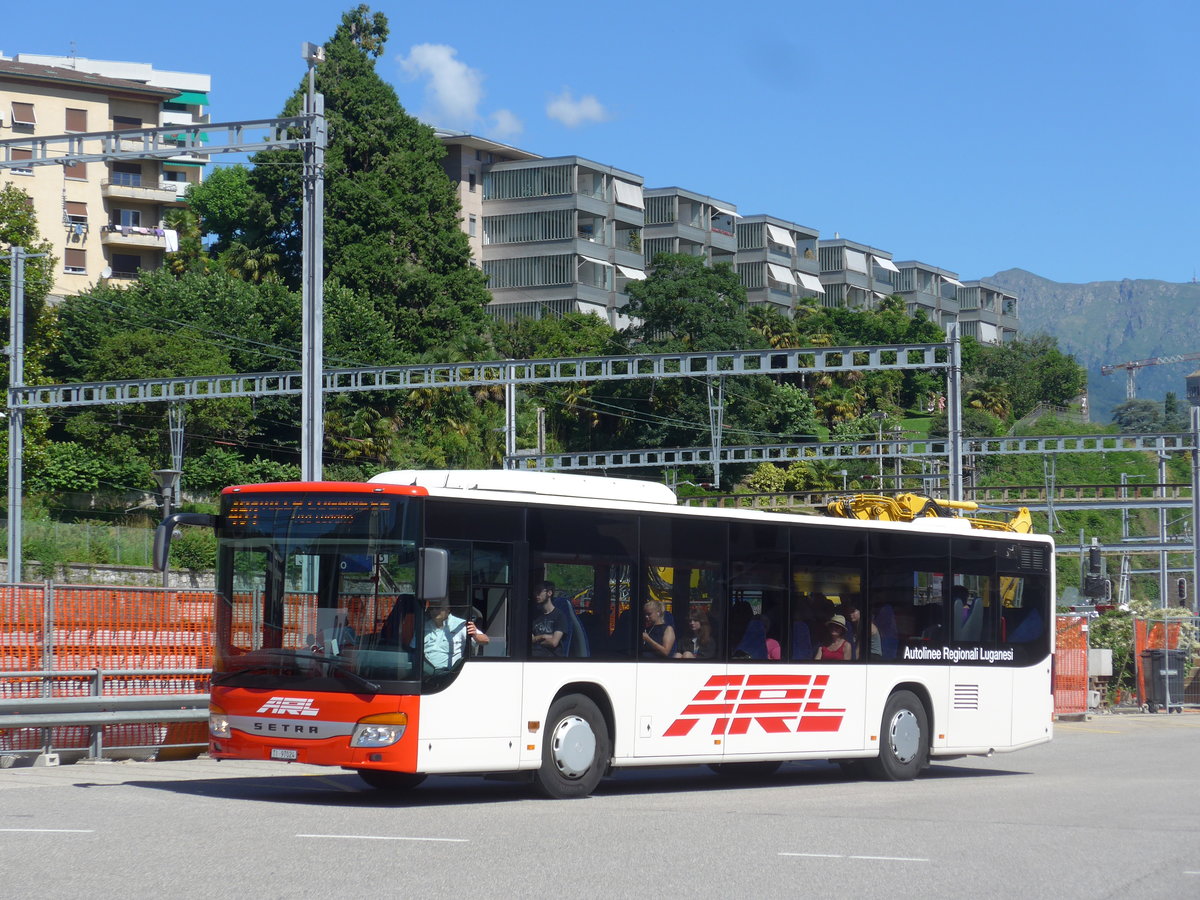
7, 0, 1199, 284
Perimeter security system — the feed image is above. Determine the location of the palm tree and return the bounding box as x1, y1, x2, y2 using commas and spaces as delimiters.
966, 378, 1013, 420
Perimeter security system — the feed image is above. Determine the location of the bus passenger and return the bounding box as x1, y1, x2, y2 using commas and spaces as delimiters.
641, 600, 675, 658
531, 581, 568, 657
674, 609, 716, 659
815, 614, 852, 661
844, 602, 880, 659
422, 598, 488, 671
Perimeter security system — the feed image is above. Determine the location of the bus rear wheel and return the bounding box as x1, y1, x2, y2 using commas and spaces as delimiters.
534, 694, 609, 799
356, 769, 427, 792
866, 690, 928, 781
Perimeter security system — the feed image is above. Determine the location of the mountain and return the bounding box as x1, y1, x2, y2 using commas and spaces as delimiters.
985, 268, 1200, 423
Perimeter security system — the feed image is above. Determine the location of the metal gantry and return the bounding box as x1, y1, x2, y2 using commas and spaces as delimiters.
2, 69, 326, 578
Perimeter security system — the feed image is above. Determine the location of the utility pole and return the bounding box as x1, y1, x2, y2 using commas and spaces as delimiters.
946, 322, 964, 501
708, 376, 725, 489
6, 246, 46, 584
300, 42, 326, 483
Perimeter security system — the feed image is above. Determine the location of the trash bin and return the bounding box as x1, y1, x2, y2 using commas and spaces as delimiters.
1141, 648, 1186, 713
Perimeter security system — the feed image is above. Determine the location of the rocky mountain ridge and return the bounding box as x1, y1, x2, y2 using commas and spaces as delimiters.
984, 268, 1200, 422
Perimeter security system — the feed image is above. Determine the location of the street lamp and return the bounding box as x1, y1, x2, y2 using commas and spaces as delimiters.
151, 469, 182, 589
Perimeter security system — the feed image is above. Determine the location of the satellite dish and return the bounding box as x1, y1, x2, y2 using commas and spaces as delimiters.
100, 266, 112, 279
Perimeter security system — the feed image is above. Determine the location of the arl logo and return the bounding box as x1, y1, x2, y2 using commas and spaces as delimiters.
256, 696, 320, 717
665, 674, 844, 737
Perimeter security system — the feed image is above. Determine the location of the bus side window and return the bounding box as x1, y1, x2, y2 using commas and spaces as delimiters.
475, 586, 509, 657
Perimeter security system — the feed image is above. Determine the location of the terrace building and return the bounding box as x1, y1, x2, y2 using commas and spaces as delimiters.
816, 236, 899, 309
439, 133, 646, 326
735, 214, 823, 316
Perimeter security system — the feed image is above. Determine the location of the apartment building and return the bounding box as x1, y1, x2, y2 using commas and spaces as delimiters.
642, 187, 738, 272
437, 131, 540, 265
0, 55, 210, 299
438, 131, 1019, 343
735, 214, 824, 316
891, 260, 963, 332
956, 279, 1020, 344
816, 236, 899, 309
438, 133, 646, 326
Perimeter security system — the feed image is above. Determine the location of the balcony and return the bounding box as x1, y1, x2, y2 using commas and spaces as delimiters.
100, 225, 167, 250
101, 177, 183, 205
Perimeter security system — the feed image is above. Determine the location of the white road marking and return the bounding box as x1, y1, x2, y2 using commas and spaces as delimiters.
780, 852, 929, 863
851, 855, 930, 862
297, 833, 468, 843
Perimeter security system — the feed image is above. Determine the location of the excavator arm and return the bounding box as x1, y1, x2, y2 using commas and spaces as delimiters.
824, 492, 1031, 533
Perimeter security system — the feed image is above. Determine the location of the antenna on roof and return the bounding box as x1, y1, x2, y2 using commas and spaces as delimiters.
69, 41, 77, 67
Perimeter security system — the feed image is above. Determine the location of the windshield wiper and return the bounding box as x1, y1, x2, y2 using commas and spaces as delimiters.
264, 649, 382, 693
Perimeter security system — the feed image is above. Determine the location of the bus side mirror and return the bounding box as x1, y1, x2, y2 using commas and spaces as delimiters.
419, 547, 449, 602
153, 513, 218, 572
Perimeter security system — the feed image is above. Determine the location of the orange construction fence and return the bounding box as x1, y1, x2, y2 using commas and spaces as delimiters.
6, 584, 1096, 718
1054, 615, 1089, 717
0, 583, 213, 695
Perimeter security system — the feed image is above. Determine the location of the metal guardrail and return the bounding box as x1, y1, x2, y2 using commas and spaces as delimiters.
0, 668, 210, 765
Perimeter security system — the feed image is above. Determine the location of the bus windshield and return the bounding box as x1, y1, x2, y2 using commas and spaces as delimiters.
212, 491, 423, 694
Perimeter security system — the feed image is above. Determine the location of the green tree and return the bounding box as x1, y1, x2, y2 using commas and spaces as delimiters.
248, 5, 492, 357
184, 166, 275, 254
1110, 399, 1164, 433
623, 253, 760, 351
0, 184, 57, 385
162, 207, 209, 276
1, 184, 60, 491
972, 334, 1085, 419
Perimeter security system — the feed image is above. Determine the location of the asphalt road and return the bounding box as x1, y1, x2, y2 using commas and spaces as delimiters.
2, 713, 1198, 899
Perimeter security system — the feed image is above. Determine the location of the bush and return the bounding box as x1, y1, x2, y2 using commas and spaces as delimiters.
170, 527, 216, 572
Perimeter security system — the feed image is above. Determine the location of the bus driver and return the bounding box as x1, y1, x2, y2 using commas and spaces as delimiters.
422, 597, 488, 670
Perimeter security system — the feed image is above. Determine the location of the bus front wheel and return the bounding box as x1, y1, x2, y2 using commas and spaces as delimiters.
867, 690, 928, 781
534, 694, 609, 799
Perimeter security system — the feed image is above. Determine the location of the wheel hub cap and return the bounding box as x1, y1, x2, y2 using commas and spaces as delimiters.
551, 714, 596, 779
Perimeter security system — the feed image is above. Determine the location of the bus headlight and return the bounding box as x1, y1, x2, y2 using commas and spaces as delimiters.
350, 712, 408, 748
209, 704, 231, 738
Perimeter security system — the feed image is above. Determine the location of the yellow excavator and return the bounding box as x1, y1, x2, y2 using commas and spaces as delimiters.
823, 492, 1033, 534
823, 494, 1034, 608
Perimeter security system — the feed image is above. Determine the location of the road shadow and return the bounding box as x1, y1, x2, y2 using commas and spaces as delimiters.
116, 757, 1029, 808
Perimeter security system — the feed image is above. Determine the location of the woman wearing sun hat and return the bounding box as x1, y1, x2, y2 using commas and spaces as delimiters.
816, 613, 852, 661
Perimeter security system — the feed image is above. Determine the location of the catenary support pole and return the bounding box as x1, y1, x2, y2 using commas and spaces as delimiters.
300, 51, 326, 482
6, 247, 44, 584
946, 322, 964, 501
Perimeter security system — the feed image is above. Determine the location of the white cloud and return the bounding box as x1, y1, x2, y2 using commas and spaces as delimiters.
397, 43, 484, 126
546, 90, 610, 127
490, 109, 523, 139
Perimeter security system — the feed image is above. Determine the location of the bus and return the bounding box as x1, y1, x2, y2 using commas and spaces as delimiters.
157, 469, 1055, 798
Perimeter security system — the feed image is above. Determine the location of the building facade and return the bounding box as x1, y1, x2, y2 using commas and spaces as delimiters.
816, 237, 899, 310
735, 214, 823, 316
0, 55, 210, 300
956, 279, 1020, 344
438, 132, 1018, 344
642, 187, 738, 271
439, 133, 646, 326
892, 260, 963, 332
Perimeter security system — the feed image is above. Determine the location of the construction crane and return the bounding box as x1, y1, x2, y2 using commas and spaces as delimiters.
1100, 352, 1200, 399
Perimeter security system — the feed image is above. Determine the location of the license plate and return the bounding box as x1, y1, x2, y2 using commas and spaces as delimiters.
270, 748, 299, 761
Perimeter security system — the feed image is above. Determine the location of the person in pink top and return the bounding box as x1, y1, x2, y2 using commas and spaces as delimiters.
816, 614, 851, 661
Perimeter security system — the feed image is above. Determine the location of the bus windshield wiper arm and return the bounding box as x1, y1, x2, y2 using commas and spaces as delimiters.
267, 649, 382, 693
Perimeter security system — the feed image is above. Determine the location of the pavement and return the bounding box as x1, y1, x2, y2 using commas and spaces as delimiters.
2, 708, 1196, 789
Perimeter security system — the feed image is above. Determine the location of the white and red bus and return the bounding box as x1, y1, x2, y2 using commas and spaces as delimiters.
158, 469, 1054, 798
